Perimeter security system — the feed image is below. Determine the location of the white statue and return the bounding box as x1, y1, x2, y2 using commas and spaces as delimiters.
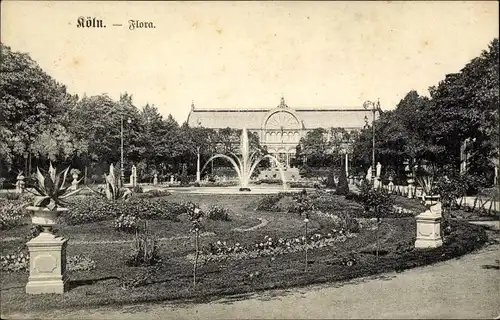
376, 162, 382, 178
366, 166, 372, 181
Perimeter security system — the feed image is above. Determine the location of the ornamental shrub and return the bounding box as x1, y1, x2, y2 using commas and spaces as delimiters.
132, 185, 144, 194
62, 196, 116, 225
180, 164, 189, 186
0, 251, 29, 272
62, 196, 185, 225
114, 214, 141, 233
1, 251, 96, 273
336, 168, 349, 195
325, 166, 337, 189
0, 198, 30, 230
207, 205, 231, 221
256, 194, 285, 211
357, 182, 394, 219
127, 229, 160, 266
134, 189, 171, 198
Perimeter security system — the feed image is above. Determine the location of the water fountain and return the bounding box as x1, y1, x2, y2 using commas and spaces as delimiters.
201, 128, 287, 191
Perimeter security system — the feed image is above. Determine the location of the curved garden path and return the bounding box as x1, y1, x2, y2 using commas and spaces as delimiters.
233, 217, 268, 232
4, 231, 499, 319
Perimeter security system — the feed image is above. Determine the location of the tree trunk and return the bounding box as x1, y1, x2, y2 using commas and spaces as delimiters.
376, 226, 379, 258
193, 231, 199, 288
84, 166, 88, 185
304, 222, 308, 272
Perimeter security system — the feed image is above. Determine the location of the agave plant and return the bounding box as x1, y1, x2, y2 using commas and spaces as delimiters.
87, 164, 131, 201
30, 163, 82, 210
415, 175, 435, 196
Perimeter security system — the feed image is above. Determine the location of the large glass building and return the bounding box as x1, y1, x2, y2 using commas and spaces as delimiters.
187, 97, 379, 168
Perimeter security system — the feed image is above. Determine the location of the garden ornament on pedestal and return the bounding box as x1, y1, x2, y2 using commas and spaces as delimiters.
70, 169, 82, 191
365, 166, 372, 182
130, 165, 137, 187
25, 163, 82, 294
87, 164, 131, 201
376, 162, 382, 178
414, 176, 443, 249
407, 175, 415, 199
153, 173, 158, 185
388, 176, 394, 194
16, 171, 25, 194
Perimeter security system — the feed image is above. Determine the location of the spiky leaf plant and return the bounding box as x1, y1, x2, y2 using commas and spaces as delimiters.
30, 163, 82, 210
87, 164, 131, 201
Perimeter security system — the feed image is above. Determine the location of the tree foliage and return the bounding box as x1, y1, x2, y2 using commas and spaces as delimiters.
351, 38, 499, 185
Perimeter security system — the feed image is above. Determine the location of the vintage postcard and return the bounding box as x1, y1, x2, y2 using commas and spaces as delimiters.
1, 1, 499, 319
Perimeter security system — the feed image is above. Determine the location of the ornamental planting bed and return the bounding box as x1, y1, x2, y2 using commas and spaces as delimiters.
0, 193, 488, 314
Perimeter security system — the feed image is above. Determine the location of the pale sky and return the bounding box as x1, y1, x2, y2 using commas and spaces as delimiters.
1, 1, 498, 123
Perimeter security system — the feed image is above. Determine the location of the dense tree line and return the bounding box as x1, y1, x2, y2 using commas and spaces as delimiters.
351, 39, 499, 184
1, 38, 497, 185
295, 127, 359, 168
0, 43, 266, 185
294, 39, 498, 186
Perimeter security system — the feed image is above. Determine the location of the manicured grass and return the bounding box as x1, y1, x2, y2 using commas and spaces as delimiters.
392, 195, 425, 213
449, 208, 500, 221
0, 193, 489, 314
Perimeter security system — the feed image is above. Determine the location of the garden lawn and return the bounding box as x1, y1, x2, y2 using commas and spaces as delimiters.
0, 193, 489, 314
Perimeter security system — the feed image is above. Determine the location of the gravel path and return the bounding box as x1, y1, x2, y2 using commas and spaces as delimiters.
4, 232, 499, 319
233, 217, 268, 232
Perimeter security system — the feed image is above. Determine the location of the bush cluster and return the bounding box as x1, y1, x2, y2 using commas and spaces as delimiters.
313, 211, 361, 233
133, 189, 171, 198
121, 266, 160, 289
62, 197, 117, 225
336, 168, 349, 195
114, 214, 142, 233
62, 196, 189, 225
352, 182, 394, 219
255, 192, 297, 212
127, 230, 161, 266
132, 185, 144, 194
67, 255, 97, 271
198, 231, 356, 263
0, 197, 31, 230
1, 251, 96, 273
256, 194, 285, 211
206, 205, 231, 221
0, 250, 29, 272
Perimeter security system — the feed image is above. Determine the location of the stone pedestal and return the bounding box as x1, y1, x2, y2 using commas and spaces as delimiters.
407, 179, 414, 199
71, 174, 79, 191
415, 196, 443, 249
388, 181, 394, 194
130, 165, 137, 187
26, 232, 69, 294
16, 175, 25, 193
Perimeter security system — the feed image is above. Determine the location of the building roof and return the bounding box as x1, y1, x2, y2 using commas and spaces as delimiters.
186, 97, 380, 130
187, 107, 378, 130
187, 109, 268, 129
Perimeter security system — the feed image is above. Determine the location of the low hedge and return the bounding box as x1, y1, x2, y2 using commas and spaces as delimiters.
61, 197, 192, 225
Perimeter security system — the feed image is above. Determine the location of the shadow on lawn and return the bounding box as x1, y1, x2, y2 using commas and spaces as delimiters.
481, 259, 500, 270
213, 272, 399, 305
68, 276, 120, 290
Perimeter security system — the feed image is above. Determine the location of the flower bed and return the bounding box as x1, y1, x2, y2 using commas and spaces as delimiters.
190, 231, 357, 264
1, 251, 96, 273
0, 197, 32, 230
61, 196, 194, 225
0, 213, 489, 314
